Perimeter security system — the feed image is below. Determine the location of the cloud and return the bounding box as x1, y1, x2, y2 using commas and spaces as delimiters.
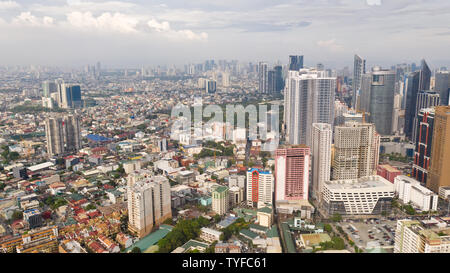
66, 11, 139, 33
12, 12, 54, 27
0, 0, 19, 10
317, 39, 344, 52
366, 0, 382, 6
147, 18, 208, 40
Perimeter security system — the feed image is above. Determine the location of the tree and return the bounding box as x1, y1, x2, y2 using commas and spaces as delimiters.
11, 210, 23, 221
130, 247, 141, 253
331, 213, 342, 222
214, 214, 222, 223
324, 224, 332, 233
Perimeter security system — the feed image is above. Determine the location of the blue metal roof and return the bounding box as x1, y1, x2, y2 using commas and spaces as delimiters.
247, 168, 271, 174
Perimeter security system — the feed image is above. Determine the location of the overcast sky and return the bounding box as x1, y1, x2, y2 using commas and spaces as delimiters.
0, 0, 450, 69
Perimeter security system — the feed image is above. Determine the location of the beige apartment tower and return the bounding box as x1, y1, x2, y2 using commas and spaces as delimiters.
427, 106, 450, 193
127, 175, 172, 238
332, 122, 380, 180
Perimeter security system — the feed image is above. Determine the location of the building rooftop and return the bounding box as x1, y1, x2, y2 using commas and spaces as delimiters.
325, 175, 393, 190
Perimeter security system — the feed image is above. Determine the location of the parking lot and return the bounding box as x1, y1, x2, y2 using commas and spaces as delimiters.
338, 219, 397, 251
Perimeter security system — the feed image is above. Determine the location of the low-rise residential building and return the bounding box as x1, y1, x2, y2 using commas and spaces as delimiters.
394, 175, 438, 211
200, 227, 222, 243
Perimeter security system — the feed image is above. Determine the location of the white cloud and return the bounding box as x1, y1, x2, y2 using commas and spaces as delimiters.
0, 1, 19, 10
366, 0, 381, 6
12, 12, 54, 27
147, 18, 208, 41
66, 11, 139, 33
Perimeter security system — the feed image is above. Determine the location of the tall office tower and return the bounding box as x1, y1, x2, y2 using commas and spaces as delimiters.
412, 108, 435, 183
57, 83, 82, 109
427, 106, 450, 193
274, 145, 310, 202
206, 80, 217, 93
394, 220, 450, 253
288, 55, 304, 71
45, 117, 65, 156
63, 115, 82, 153
419, 59, 431, 92
352, 54, 366, 109
311, 124, 332, 201
267, 70, 276, 94
411, 91, 440, 141
404, 72, 421, 138
274, 65, 284, 93
246, 168, 274, 207
258, 62, 268, 93
332, 122, 380, 180
127, 175, 171, 238
359, 67, 396, 135
42, 81, 57, 98
212, 186, 229, 215
284, 69, 336, 146
435, 71, 450, 105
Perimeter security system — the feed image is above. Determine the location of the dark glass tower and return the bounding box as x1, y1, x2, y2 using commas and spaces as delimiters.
288, 55, 304, 71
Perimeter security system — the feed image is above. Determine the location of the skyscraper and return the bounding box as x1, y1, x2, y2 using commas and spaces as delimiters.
64, 115, 82, 153
412, 108, 435, 184
57, 83, 82, 109
42, 81, 57, 98
435, 71, 450, 105
44, 114, 82, 157
427, 106, 450, 193
411, 91, 440, 141
127, 175, 171, 238
359, 67, 396, 135
246, 168, 274, 207
274, 65, 284, 93
284, 69, 336, 146
419, 59, 431, 92
288, 55, 304, 71
352, 54, 366, 109
212, 186, 229, 215
404, 71, 420, 138
332, 122, 380, 180
311, 123, 332, 201
258, 62, 268, 93
274, 145, 310, 202
45, 117, 65, 157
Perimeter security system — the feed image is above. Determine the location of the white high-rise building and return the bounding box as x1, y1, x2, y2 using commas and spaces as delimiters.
394, 219, 450, 253
311, 123, 332, 201
246, 168, 274, 207
212, 186, 229, 215
394, 175, 438, 212
284, 68, 336, 147
127, 174, 171, 238
332, 122, 380, 180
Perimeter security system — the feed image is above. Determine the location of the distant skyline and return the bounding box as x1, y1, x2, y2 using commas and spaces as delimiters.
1, 0, 450, 68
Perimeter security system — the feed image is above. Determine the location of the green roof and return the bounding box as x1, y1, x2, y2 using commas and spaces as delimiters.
257, 206, 272, 214
266, 225, 279, 238
240, 229, 259, 239
249, 224, 269, 232
125, 225, 173, 252
281, 222, 297, 253
214, 186, 228, 193
181, 239, 209, 251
